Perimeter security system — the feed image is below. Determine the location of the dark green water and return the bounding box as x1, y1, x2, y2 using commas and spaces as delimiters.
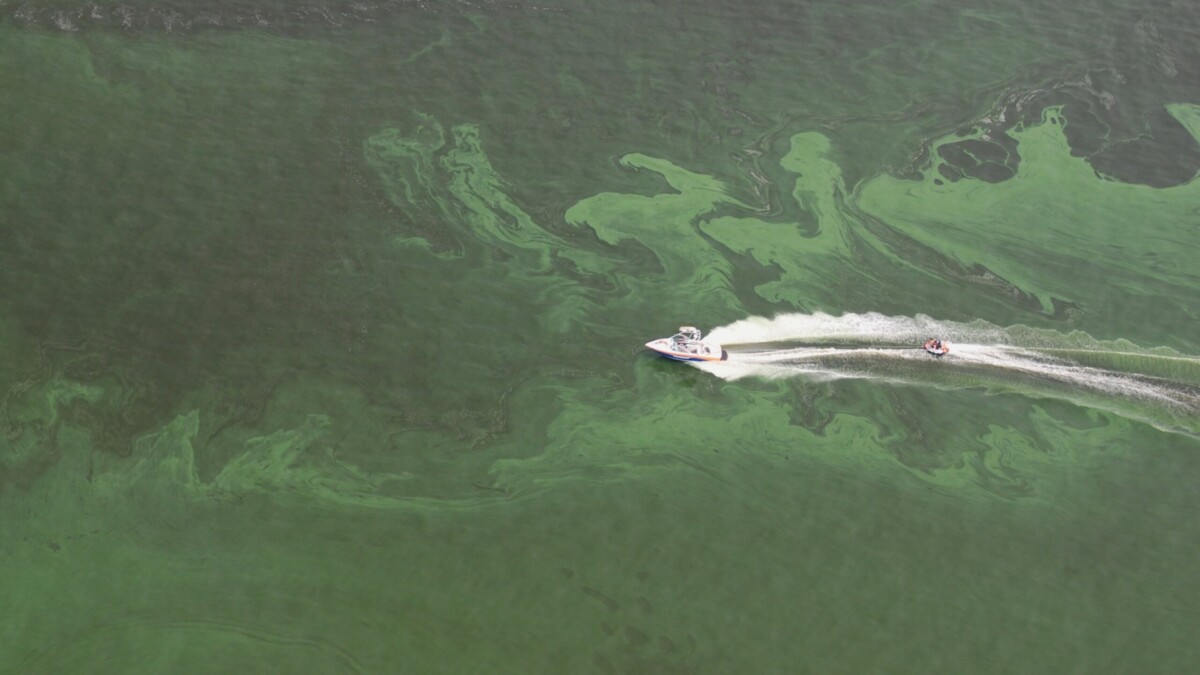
3, 1, 1200, 672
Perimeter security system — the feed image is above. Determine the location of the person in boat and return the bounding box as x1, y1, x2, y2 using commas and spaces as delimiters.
673, 333, 690, 352
923, 338, 948, 355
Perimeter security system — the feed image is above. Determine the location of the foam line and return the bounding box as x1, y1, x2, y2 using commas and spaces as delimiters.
694, 313, 1200, 436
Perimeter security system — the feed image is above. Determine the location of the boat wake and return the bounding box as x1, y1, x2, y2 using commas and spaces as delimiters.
694, 313, 1200, 436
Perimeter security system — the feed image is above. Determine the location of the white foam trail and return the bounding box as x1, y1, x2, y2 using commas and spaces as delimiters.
706, 311, 1008, 347
693, 313, 1200, 434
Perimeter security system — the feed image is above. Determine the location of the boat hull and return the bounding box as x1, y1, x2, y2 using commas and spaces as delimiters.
645, 339, 727, 362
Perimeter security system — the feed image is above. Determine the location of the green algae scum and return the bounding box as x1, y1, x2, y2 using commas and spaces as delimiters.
4, 1, 1200, 672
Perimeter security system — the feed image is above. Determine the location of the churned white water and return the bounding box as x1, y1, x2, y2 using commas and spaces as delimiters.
694, 313, 1200, 433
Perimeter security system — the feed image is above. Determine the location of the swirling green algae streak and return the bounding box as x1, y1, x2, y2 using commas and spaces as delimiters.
4, 4, 1200, 674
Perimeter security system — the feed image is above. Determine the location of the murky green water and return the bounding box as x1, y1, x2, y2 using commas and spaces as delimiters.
3, 1, 1200, 672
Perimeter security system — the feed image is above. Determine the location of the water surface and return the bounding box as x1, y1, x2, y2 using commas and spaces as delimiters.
2, 1, 1200, 672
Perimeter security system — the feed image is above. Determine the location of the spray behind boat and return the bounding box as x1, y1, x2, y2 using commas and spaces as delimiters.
687, 312, 1200, 437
